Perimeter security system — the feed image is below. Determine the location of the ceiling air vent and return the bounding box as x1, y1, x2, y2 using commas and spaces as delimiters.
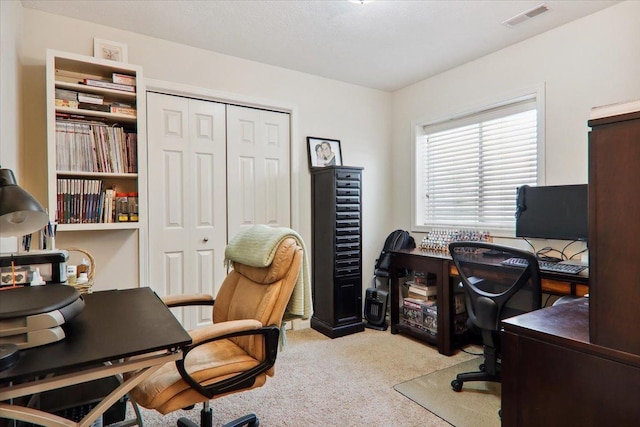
502, 3, 550, 27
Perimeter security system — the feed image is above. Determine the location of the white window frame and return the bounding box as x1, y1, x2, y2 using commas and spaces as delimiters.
411, 85, 546, 237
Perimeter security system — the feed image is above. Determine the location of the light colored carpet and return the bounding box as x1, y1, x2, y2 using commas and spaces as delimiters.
126, 327, 483, 426
394, 358, 501, 427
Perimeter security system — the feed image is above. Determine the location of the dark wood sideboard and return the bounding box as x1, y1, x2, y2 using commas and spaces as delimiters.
502, 298, 640, 426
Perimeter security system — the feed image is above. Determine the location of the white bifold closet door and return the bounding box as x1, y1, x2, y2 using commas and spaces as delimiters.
146, 93, 290, 330
226, 105, 291, 240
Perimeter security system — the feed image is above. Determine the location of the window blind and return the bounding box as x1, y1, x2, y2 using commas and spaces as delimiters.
417, 99, 538, 233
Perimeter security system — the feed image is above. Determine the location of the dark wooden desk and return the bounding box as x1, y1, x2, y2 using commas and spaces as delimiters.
0, 287, 192, 426
388, 249, 590, 356
502, 298, 640, 426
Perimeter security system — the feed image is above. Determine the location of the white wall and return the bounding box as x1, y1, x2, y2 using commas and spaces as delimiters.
16, 7, 392, 289
0, 0, 23, 253
391, 0, 640, 254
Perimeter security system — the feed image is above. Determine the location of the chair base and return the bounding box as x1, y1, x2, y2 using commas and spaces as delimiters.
177, 405, 259, 427
451, 361, 501, 392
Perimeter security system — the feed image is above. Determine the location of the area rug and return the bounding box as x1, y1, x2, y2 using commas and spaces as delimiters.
394, 357, 501, 427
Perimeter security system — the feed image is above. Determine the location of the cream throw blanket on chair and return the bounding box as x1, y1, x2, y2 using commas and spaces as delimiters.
224, 224, 313, 321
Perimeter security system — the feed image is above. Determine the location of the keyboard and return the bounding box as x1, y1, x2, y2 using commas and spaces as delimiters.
501, 258, 587, 275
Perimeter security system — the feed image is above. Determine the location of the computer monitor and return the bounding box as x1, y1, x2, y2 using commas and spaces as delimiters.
515, 184, 588, 241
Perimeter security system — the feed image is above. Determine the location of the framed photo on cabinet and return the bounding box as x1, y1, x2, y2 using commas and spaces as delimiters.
93, 38, 128, 63
307, 137, 343, 169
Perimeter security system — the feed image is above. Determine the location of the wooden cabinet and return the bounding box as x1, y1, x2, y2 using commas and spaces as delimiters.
310, 166, 365, 338
45, 50, 146, 231
588, 110, 640, 355
502, 299, 640, 426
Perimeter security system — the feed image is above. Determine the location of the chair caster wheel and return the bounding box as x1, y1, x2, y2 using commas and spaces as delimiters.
451, 379, 463, 392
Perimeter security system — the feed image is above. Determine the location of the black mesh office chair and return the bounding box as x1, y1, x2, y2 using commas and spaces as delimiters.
448, 241, 542, 392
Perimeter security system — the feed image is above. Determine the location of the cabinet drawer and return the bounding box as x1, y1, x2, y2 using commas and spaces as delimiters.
336, 250, 360, 260
336, 204, 360, 212
337, 242, 360, 252
337, 258, 360, 269
336, 227, 360, 236
336, 266, 360, 277
335, 170, 361, 181
336, 211, 359, 220
336, 235, 359, 244
336, 188, 360, 197
336, 179, 360, 189
336, 219, 360, 228
336, 196, 360, 204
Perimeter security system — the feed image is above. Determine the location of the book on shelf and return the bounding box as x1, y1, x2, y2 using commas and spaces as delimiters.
77, 92, 104, 105
110, 105, 136, 116
55, 88, 78, 101
56, 68, 104, 84
55, 99, 79, 108
83, 78, 135, 93
406, 283, 437, 297
55, 119, 137, 174
78, 102, 111, 113
112, 73, 136, 86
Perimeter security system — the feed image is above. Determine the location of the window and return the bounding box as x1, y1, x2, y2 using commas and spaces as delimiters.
414, 93, 543, 235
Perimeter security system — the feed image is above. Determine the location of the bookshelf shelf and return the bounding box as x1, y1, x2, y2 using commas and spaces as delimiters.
55, 171, 138, 179
55, 81, 137, 99
57, 222, 141, 232
55, 106, 137, 122
46, 49, 146, 230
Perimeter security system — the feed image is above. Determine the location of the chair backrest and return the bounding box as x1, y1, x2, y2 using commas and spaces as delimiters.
213, 236, 302, 367
448, 241, 542, 333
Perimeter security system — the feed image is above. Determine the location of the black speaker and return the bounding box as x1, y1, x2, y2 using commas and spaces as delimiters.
364, 287, 389, 331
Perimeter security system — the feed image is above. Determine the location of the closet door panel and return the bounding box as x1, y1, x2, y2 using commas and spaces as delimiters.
147, 93, 226, 330
148, 93, 191, 306
226, 106, 290, 239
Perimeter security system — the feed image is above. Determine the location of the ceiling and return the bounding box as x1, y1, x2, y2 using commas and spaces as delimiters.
21, 0, 620, 92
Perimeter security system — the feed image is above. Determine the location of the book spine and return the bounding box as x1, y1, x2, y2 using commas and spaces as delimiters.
83, 79, 135, 93
112, 73, 136, 86
110, 106, 137, 116
77, 92, 104, 104
78, 103, 111, 112
55, 99, 79, 108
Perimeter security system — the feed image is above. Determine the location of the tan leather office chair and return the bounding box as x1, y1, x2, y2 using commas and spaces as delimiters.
128, 236, 303, 427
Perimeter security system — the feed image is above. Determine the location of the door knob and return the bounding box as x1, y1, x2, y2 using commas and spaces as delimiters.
203, 237, 209, 242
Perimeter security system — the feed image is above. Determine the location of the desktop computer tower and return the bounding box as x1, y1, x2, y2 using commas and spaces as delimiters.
364, 287, 389, 331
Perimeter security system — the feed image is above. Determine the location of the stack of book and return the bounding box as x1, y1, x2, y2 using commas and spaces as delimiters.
55, 120, 137, 174
55, 88, 79, 109
55, 69, 137, 117
77, 92, 109, 112
81, 72, 136, 93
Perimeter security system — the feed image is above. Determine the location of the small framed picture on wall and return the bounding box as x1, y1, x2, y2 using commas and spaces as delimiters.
307, 137, 343, 169
93, 38, 128, 63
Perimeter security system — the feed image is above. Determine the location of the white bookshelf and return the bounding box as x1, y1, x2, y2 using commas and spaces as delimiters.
45, 49, 146, 232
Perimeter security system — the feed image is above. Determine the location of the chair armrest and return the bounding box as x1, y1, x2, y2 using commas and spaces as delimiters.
176, 322, 280, 399
162, 293, 214, 308
189, 319, 263, 346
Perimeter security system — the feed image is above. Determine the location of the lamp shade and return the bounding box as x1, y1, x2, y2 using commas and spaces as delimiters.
0, 168, 49, 237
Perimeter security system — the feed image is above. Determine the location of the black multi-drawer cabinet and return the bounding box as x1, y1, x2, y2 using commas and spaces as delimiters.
310, 166, 365, 338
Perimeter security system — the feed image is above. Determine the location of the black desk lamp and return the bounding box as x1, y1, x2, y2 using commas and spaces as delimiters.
0, 167, 49, 370
0, 168, 49, 238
